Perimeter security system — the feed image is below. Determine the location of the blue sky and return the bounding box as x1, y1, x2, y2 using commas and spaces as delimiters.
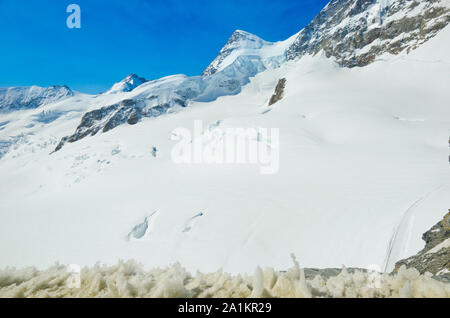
0, 0, 328, 94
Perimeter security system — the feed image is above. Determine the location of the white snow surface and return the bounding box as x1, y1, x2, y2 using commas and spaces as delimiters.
0, 24, 449, 275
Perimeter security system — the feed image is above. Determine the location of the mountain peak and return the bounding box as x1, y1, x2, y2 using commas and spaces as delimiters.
123, 74, 147, 84
202, 30, 269, 76
232, 29, 250, 35
106, 74, 148, 94
230, 29, 261, 40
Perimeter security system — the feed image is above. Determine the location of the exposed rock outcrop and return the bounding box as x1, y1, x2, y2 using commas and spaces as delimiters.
53, 97, 185, 152
395, 212, 450, 282
268, 78, 287, 106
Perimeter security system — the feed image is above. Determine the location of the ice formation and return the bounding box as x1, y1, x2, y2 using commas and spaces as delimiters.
0, 257, 448, 298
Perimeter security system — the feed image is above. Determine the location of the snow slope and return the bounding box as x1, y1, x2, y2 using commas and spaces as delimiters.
0, 2, 449, 275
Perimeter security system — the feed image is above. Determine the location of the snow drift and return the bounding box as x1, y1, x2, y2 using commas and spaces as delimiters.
0, 256, 448, 298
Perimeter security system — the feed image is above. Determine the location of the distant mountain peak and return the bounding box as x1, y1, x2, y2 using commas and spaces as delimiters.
229, 29, 264, 42
106, 74, 148, 94
123, 74, 147, 84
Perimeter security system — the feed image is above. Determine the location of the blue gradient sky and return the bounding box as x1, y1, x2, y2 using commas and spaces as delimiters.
0, 0, 328, 94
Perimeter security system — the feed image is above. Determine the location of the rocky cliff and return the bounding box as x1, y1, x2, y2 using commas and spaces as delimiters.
286, 0, 450, 67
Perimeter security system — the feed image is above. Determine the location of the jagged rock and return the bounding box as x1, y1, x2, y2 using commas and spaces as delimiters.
423, 212, 450, 251
53, 98, 182, 152
394, 212, 450, 282
286, 0, 450, 68
268, 78, 287, 106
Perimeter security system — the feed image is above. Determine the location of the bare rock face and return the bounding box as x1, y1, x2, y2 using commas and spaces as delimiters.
286, 0, 450, 67
53, 97, 185, 152
394, 212, 450, 281
268, 78, 287, 106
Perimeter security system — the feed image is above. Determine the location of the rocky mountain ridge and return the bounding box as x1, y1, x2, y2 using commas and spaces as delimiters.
286, 0, 450, 67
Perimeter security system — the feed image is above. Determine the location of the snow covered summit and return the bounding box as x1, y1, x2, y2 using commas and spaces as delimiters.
202, 29, 295, 76
202, 30, 270, 76
106, 74, 148, 94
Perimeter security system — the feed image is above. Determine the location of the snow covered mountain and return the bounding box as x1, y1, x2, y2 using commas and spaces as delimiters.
53, 36, 293, 151
0, 0, 449, 275
201, 30, 286, 76
0, 85, 73, 112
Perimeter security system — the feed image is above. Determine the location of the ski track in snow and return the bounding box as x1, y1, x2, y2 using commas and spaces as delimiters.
383, 184, 448, 272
